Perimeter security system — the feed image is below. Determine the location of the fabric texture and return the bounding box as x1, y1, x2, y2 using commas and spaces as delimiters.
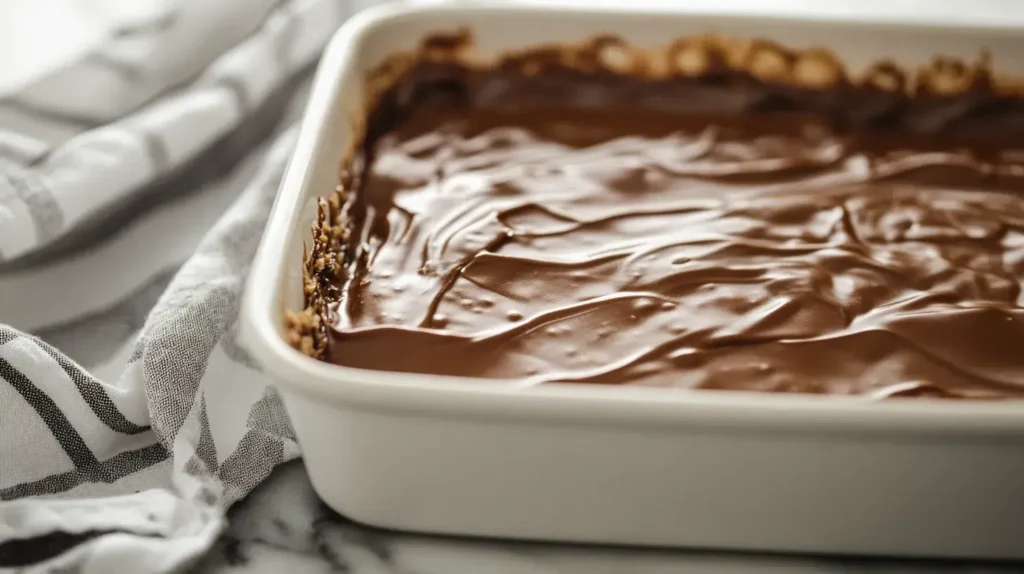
0, 1, 384, 571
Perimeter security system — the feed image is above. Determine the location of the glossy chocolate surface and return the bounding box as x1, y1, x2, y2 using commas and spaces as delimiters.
314, 49, 1024, 399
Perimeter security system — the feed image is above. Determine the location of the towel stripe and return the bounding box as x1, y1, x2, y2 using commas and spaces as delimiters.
0, 442, 167, 500
0, 328, 150, 436
0, 163, 64, 245
31, 336, 152, 436
0, 528, 163, 568
0, 357, 101, 472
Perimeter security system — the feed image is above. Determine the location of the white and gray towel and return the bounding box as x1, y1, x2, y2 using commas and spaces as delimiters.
0, 1, 384, 571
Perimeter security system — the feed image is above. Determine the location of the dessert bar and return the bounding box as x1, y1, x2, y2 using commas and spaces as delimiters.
294, 33, 1024, 399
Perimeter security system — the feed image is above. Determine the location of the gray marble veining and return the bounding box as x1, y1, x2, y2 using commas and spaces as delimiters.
193, 462, 1020, 574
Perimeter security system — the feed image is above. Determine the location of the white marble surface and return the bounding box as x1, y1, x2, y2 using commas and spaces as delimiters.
191, 462, 1020, 574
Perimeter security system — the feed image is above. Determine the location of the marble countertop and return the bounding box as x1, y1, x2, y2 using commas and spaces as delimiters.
192, 462, 1019, 574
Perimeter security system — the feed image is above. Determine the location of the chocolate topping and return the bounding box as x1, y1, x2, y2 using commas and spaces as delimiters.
296, 33, 1024, 399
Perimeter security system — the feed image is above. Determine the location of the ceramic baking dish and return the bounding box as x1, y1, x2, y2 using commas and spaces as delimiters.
241, 0, 1024, 560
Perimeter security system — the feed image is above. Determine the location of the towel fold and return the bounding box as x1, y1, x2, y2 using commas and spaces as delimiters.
0, 1, 380, 571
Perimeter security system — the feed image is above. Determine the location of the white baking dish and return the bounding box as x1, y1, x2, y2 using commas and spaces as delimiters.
241, 0, 1024, 560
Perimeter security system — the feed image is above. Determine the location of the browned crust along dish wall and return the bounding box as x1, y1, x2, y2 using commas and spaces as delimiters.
286, 30, 1024, 384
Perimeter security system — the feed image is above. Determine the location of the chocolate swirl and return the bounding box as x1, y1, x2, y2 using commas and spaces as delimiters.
296, 33, 1024, 399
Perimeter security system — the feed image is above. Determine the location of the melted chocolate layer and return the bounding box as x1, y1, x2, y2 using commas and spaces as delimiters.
323, 61, 1024, 399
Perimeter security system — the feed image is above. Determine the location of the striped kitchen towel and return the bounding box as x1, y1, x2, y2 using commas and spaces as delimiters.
0, 1, 386, 572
